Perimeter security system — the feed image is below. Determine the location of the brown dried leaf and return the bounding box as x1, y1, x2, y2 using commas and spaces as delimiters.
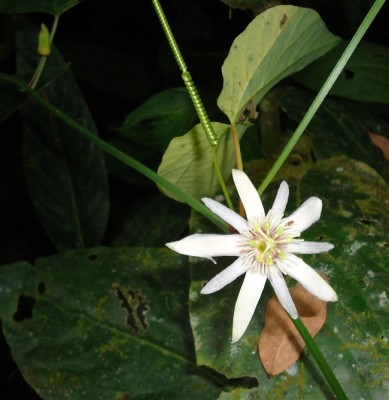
369, 133, 389, 160
258, 274, 329, 376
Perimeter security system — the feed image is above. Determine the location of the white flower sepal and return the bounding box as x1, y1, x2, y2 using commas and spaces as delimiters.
166, 169, 337, 343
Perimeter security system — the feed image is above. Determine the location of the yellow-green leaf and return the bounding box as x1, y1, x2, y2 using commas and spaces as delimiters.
157, 122, 248, 201
217, 5, 341, 123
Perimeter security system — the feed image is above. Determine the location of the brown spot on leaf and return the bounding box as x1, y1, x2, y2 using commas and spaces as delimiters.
258, 274, 329, 376
280, 14, 288, 28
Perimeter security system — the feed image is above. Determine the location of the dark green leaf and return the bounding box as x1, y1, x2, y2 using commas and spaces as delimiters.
114, 87, 198, 152
0, 0, 80, 15
17, 19, 109, 251
0, 247, 222, 399
292, 41, 389, 104
188, 157, 389, 399
277, 87, 389, 181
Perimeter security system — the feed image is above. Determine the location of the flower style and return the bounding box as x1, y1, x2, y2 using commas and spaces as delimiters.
166, 169, 337, 343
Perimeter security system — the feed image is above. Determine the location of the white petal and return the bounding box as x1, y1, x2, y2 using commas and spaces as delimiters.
201, 257, 248, 294
287, 241, 334, 254
202, 197, 248, 234
232, 169, 265, 221
284, 197, 322, 235
166, 234, 241, 260
232, 269, 267, 343
281, 254, 338, 302
271, 181, 289, 215
268, 268, 298, 319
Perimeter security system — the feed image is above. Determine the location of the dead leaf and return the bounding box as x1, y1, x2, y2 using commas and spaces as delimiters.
258, 274, 329, 376
369, 133, 389, 160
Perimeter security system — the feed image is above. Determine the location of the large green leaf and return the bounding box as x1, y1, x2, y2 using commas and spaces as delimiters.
292, 41, 389, 104
277, 86, 389, 181
114, 87, 198, 152
157, 122, 248, 201
0, 247, 222, 399
0, 0, 79, 15
188, 157, 389, 399
17, 20, 109, 251
217, 5, 341, 123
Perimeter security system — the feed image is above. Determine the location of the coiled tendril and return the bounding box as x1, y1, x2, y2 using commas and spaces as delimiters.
152, 0, 218, 147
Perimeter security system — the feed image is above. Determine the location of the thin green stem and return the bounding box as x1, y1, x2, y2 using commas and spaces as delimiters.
30, 15, 60, 89
152, 0, 234, 209
212, 147, 233, 210
292, 318, 348, 400
0, 72, 229, 233
257, 0, 385, 195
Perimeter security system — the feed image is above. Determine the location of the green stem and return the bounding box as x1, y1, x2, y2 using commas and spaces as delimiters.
212, 147, 233, 210
152, 0, 234, 210
257, 0, 386, 195
292, 318, 348, 400
30, 15, 60, 89
0, 72, 229, 233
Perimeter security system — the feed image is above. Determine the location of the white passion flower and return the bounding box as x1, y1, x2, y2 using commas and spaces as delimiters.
166, 169, 337, 343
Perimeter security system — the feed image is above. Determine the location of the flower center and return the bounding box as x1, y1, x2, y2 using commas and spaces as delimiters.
245, 222, 290, 271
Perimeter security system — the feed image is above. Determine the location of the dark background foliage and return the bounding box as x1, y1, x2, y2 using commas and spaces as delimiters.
0, 0, 388, 398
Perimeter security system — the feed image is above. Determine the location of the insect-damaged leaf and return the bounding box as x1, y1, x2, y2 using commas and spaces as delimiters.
258, 275, 329, 376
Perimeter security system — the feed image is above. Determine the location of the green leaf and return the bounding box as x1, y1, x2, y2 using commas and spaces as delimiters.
217, 5, 341, 123
188, 157, 389, 399
0, 247, 222, 399
277, 86, 389, 181
17, 20, 109, 251
114, 87, 198, 152
292, 41, 389, 104
157, 122, 248, 201
0, 0, 80, 15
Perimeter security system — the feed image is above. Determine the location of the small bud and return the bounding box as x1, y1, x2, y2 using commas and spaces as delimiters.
38, 23, 51, 56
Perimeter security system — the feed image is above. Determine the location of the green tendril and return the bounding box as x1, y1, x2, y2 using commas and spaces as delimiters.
151, 0, 187, 72
152, 0, 234, 209
152, 0, 217, 147
182, 71, 218, 146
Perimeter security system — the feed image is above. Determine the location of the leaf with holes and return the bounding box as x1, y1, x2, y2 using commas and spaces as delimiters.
217, 5, 341, 123
188, 156, 389, 399
0, 247, 223, 399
